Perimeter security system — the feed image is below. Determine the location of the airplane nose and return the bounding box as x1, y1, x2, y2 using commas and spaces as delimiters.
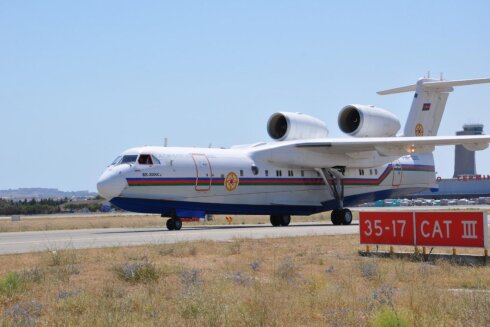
97, 171, 127, 200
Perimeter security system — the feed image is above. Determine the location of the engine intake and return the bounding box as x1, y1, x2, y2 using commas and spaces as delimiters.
267, 112, 328, 141
338, 105, 400, 137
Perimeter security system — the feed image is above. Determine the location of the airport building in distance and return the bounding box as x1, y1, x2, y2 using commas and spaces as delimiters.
453, 124, 484, 177
412, 124, 490, 200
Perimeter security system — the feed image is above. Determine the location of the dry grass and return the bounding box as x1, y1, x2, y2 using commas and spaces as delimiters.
0, 234, 488, 326
0, 215, 164, 232
0, 211, 343, 233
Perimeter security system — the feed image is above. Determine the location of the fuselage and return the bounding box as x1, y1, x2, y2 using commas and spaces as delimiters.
97, 143, 436, 217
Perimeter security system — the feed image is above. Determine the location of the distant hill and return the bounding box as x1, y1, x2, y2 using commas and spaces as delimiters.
0, 188, 98, 200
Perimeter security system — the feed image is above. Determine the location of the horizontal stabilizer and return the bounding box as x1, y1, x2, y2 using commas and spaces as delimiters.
377, 78, 490, 95
423, 78, 490, 89
377, 84, 416, 95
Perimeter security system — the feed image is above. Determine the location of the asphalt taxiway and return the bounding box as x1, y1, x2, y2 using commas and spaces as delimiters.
0, 222, 359, 255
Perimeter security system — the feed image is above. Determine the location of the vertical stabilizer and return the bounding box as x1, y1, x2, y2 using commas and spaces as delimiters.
377, 77, 490, 136
403, 78, 451, 136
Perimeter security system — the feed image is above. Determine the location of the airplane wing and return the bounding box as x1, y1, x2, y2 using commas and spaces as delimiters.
256, 134, 490, 169
296, 135, 490, 156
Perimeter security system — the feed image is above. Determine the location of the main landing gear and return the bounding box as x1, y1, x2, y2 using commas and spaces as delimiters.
166, 217, 182, 231
315, 167, 353, 226
330, 208, 352, 225
270, 214, 291, 227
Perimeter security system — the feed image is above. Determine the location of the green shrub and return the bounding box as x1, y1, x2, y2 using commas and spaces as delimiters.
114, 261, 159, 283
372, 308, 410, 327
0, 272, 24, 297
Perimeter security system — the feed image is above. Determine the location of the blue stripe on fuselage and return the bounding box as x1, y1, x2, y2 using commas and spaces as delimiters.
110, 186, 427, 216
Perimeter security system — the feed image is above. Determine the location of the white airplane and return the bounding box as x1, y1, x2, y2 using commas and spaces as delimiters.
97, 77, 490, 230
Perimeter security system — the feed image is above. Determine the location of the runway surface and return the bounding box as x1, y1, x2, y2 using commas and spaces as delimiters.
0, 222, 359, 255
2, 205, 488, 221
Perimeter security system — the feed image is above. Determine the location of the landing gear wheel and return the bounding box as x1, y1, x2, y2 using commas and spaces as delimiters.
340, 208, 352, 225
280, 215, 291, 226
166, 218, 182, 231
331, 209, 342, 225
166, 218, 175, 230
174, 218, 182, 230
270, 215, 281, 227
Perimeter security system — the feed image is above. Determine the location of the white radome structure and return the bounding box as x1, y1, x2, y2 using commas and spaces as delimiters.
97, 77, 490, 230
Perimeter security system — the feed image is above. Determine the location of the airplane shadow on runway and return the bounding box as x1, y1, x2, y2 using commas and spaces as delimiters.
95, 222, 359, 235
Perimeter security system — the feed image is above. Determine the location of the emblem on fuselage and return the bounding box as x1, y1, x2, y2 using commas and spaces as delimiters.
415, 123, 424, 136
225, 172, 239, 191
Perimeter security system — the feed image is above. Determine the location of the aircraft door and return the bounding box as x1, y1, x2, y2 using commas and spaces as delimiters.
192, 154, 212, 191
392, 161, 403, 187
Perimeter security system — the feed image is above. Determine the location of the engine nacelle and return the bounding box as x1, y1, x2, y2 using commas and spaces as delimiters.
267, 112, 328, 141
338, 105, 401, 137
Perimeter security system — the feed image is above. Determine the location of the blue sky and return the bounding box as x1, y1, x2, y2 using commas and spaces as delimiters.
1, 1, 490, 192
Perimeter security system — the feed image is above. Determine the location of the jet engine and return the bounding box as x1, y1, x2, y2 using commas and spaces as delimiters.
338, 105, 401, 137
267, 112, 329, 141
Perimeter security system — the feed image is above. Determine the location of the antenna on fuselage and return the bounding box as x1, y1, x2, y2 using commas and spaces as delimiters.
164, 137, 168, 147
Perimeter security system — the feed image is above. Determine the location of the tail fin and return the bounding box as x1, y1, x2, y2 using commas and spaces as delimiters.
378, 77, 490, 136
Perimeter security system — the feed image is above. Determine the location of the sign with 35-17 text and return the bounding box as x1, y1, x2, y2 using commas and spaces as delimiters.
360, 211, 488, 248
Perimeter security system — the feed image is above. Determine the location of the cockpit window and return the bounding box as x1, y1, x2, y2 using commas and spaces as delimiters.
110, 156, 122, 165
138, 154, 154, 165
120, 155, 138, 164
152, 155, 161, 165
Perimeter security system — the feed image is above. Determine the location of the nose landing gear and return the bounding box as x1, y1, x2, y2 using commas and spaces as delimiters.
166, 217, 182, 231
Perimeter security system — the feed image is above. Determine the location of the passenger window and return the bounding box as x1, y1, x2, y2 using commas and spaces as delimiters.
265, 170, 269, 177
138, 154, 153, 165
251, 166, 259, 175
240, 170, 244, 177
301, 170, 304, 177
